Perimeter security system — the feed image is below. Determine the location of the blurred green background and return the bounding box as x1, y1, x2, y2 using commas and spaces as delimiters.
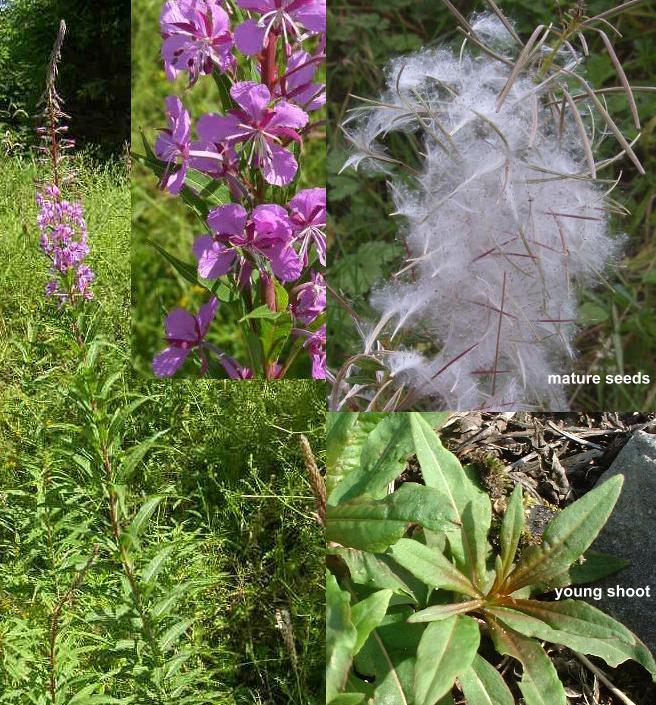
131, 0, 325, 378
328, 0, 656, 411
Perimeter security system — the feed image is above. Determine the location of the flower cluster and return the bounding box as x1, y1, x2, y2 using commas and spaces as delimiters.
151, 0, 326, 379
37, 185, 94, 304
36, 20, 94, 309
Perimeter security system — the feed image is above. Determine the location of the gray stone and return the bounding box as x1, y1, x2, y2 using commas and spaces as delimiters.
591, 431, 656, 653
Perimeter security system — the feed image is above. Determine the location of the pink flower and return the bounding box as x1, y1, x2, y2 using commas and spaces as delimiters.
298, 324, 326, 379
152, 297, 218, 377
234, 0, 326, 55
197, 81, 308, 185
216, 353, 254, 379
155, 96, 191, 194
194, 202, 303, 282
275, 49, 325, 111
161, 0, 234, 83
289, 187, 325, 266
292, 270, 325, 324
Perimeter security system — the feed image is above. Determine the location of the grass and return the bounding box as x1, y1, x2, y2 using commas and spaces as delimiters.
0, 154, 131, 399
0, 141, 324, 702
130, 0, 325, 378
328, 0, 656, 410
0, 376, 325, 704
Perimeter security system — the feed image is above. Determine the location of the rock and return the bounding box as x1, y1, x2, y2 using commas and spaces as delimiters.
591, 431, 656, 653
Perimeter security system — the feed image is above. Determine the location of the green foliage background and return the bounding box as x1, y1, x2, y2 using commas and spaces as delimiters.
328, 0, 656, 410
131, 0, 325, 378
0, 0, 130, 157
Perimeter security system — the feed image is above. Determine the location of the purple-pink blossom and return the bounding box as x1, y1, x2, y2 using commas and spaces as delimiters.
292, 270, 325, 324
196, 81, 308, 185
152, 297, 218, 377
234, 0, 326, 55
194, 202, 303, 282
275, 49, 325, 111
155, 96, 192, 194
297, 324, 326, 379
289, 187, 325, 266
161, 0, 234, 82
37, 184, 94, 305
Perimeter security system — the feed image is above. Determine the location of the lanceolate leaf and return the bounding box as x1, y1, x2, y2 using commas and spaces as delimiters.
504, 475, 624, 592
408, 600, 484, 623
531, 550, 629, 594
128, 496, 164, 538
410, 414, 491, 588
390, 539, 481, 599
327, 572, 358, 702
490, 599, 656, 678
413, 615, 480, 705
353, 610, 421, 705
326, 413, 383, 501
351, 590, 393, 654
457, 654, 515, 705
327, 483, 457, 551
486, 614, 567, 705
331, 414, 415, 503
117, 430, 167, 483
499, 484, 524, 583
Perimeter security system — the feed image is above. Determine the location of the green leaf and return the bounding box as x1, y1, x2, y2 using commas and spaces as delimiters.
128, 496, 163, 538
351, 590, 393, 655
353, 609, 421, 704
327, 483, 457, 551
329, 695, 365, 705
532, 550, 629, 593
411, 414, 491, 588
389, 539, 481, 599
414, 616, 480, 705
505, 475, 624, 592
327, 572, 358, 701
145, 238, 206, 290
159, 618, 193, 652
240, 304, 283, 322
326, 413, 383, 500
499, 484, 524, 583
274, 278, 289, 311
329, 414, 413, 503
259, 311, 293, 364
489, 599, 656, 678
142, 545, 175, 586
458, 654, 515, 705
486, 614, 566, 705
408, 600, 484, 623
117, 430, 167, 483
335, 548, 427, 602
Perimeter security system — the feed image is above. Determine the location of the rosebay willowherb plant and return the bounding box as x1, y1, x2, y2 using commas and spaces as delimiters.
326, 412, 656, 705
332, 1, 653, 411
137, 0, 326, 380
35, 20, 94, 309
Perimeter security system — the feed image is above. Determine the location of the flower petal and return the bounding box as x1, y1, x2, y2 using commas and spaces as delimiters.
165, 308, 198, 342
234, 18, 266, 55
197, 296, 219, 337
230, 81, 271, 121
293, 0, 326, 34
194, 238, 236, 279
207, 203, 248, 238
152, 346, 191, 377
261, 143, 297, 186
197, 112, 250, 144
268, 101, 308, 131
266, 244, 303, 282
